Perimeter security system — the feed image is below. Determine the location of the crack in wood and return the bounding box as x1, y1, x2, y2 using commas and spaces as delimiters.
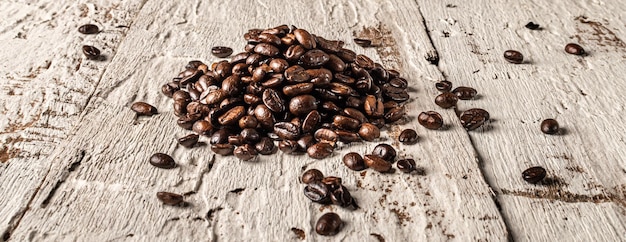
40, 150, 86, 208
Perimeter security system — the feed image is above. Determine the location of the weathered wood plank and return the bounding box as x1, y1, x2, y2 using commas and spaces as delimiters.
9, 0, 509, 241
417, 0, 626, 240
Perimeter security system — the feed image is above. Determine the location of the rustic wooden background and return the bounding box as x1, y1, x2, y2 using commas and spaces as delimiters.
1, 0, 625, 241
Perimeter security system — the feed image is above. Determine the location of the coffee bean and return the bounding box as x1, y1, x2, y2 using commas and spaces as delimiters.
540, 119, 559, 135
335, 130, 361, 143
525, 22, 540, 30
459, 108, 489, 131
435, 92, 458, 109
262, 89, 286, 113
435, 80, 452, 92
353, 38, 372, 47
241, 128, 261, 144
255, 137, 276, 155
504, 50, 523, 64
211, 144, 235, 156
389, 78, 408, 89
269, 58, 289, 73
233, 144, 258, 161
297, 134, 315, 151
161, 82, 180, 98
177, 113, 200, 130
211, 46, 234, 58
274, 122, 301, 140
156, 192, 184, 206
228, 135, 245, 146
307, 142, 334, 159
384, 106, 405, 123
304, 181, 330, 204
418, 111, 443, 130
397, 159, 416, 173
372, 144, 396, 162
149, 153, 176, 169
332, 115, 360, 131
131, 102, 158, 116
343, 152, 366, 171
336, 48, 356, 62
289, 95, 318, 116
254, 43, 280, 57
316, 35, 344, 53
258, 33, 281, 45
301, 49, 330, 67
330, 185, 357, 208
178, 134, 199, 148
363, 155, 392, 172
321, 176, 342, 191
364, 95, 384, 117
293, 29, 316, 49
78, 24, 99, 34
192, 120, 212, 134
254, 104, 275, 129
302, 169, 324, 184
315, 213, 343, 236
398, 129, 418, 144
302, 110, 321, 133
452, 86, 477, 100
564, 43, 585, 55
358, 123, 380, 141
210, 129, 230, 145
522, 166, 546, 184
355, 54, 375, 69
279, 140, 299, 154
218, 106, 245, 126
342, 108, 367, 124
314, 128, 338, 145
283, 83, 314, 97
82, 45, 101, 60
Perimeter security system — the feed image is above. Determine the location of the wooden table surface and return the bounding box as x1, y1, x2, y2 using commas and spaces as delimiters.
1, 0, 625, 241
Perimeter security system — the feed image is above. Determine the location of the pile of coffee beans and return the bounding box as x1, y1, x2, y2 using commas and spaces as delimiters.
161, 25, 410, 161
431, 80, 490, 131
302, 169, 358, 209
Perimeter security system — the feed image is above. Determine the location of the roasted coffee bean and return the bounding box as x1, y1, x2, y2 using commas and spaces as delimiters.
211, 144, 235, 156
353, 38, 372, 47
565, 43, 585, 55
315, 213, 343, 236
214, 61, 232, 78
330, 185, 356, 208
358, 123, 380, 141
218, 106, 245, 126
307, 142, 334, 159
387, 69, 400, 79
192, 120, 212, 134
325, 54, 346, 72
397, 159, 416, 173
372, 144, 396, 162
293, 29, 316, 49
210, 129, 230, 144
172, 90, 191, 102
389, 78, 408, 89
161, 82, 179, 98
149, 153, 176, 169
269, 58, 288, 73
177, 113, 201, 130
435, 92, 458, 109
255, 137, 276, 155
283, 83, 314, 97
435, 80, 453, 92
203, 89, 228, 105
262, 89, 286, 113
289, 95, 317, 116
178, 134, 199, 148
302, 110, 321, 133
211, 46, 233, 58
185, 60, 204, 70
304, 181, 330, 204
234, 144, 258, 161
525, 22, 540, 30
522, 166, 546, 184
308, 68, 333, 87
254, 104, 275, 129
278, 140, 299, 154
355, 54, 375, 69
78, 24, 99, 34
131, 102, 158, 116
239, 115, 258, 129
452, 86, 477, 100
343, 152, 366, 171
321, 176, 342, 191
540, 119, 559, 135
241, 128, 261, 144
82, 45, 101, 60
314, 128, 338, 145
254, 43, 280, 57
228, 135, 245, 146
504, 50, 523, 64
342, 108, 367, 124
274, 122, 301, 140
302, 169, 324, 184
398, 129, 418, 144
336, 48, 356, 62
297, 134, 316, 151
335, 130, 361, 143
418, 111, 443, 130
383, 101, 399, 110
345, 96, 363, 108
364, 95, 384, 117
315, 36, 343, 53
244, 94, 262, 105
364, 155, 391, 172
284, 45, 307, 62
231, 52, 250, 64
370, 118, 386, 129
384, 106, 405, 123
258, 33, 281, 45
300, 49, 330, 67
459, 108, 489, 131
333, 115, 360, 131
156, 192, 184, 206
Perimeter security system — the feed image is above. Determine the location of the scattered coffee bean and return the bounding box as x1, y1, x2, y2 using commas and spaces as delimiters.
304, 181, 330, 204
434, 92, 458, 109
358, 123, 380, 141
302, 169, 324, 184
459, 108, 489, 131
503, 50, 523, 64
307, 142, 334, 159
452, 86, 477, 100
540, 119, 559, 135
564, 43, 585, 55
363, 155, 392, 173
156, 192, 184, 206
149, 153, 176, 169
315, 213, 343, 236
212, 46, 234, 58
418, 111, 443, 130
131, 102, 158, 116
398, 129, 418, 144
525, 22, 540, 30
372, 144, 396, 162
82, 45, 101, 60
178, 134, 199, 148
435, 80, 452, 92
522, 166, 546, 184
343, 152, 367, 171
397, 159, 416, 173
353, 38, 372, 47
78, 24, 99, 34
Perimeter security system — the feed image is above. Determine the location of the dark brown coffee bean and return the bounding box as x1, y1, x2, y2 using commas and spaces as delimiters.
355, 54, 375, 69
185, 60, 204, 70
325, 54, 346, 72
228, 135, 245, 146
522, 166, 546, 184
156, 192, 184, 206
315, 35, 343, 53
269, 58, 288, 73
283, 83, 314, 97
328, 82, 356, 96
364, 155, 391, 172
214, 61, 232, 78
293, 29, 316, 49
177, 113, 201, 130
314, 128, 338, 146
211, 144, 235, 156
172, 90, 191, 102
149, 153, 176, 169
255, 137, 276, 155
192, 120, 212, 134
372, 144, 396, 162
234, 144, 258, 161
301, 110, 321, 133
284, 45, 307, 62
211, 46, 233, 58
244, 94, 262, 106
258, 33, 281, 45
504, 50, 523, 64
178, 134, 199, 148
353, 38, 372, 47
418, 111, 443, 130
540, 119, 559, 135
343, 152, 366, 171
397, 159, 416, 173
238, 115, 258, 129
459, 108, 489, 131
335, 130, 361, 143
262, 89, 286, 113
285, 66, 310, 83
364, 95, 384, 117
389, 78, 408, 89
82, 45, 101, 60
231, 52, 250, 64
289, 95, 318, 116
203, 89, 228, 105
254, 43, 280, 57
398, 129, 418, 144
345, 96, 363, 109
565, 43, 585, 55
218, 106, 245, 126
336, 48, 356, 62
308, 68, 333, 87
274, 122, 301, 140
78, 24, 99, 34
302, 169, 324, 184
333, 115, 360, 131
435, 92, 458, 109
307, 142, 334, 159
525, 22, 540, 30
435, 80, 453, 92
358, 123, 380, 141
297, 134, 315, 151
452, 86, 477, 100
342, 108, 367, 124
304, 181, 330, 204
161, 82, 179, 98
254, 104, 275, 129
239, 128, 260, 144
321, 176, 342, 191
384, 106, 405, 123
301, 49, 330, 67
210, 129, 230, 144
330, 185, 357, 209
278, 140, 299, 154
131, 102, 158, 116
316, 213, 343, 236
